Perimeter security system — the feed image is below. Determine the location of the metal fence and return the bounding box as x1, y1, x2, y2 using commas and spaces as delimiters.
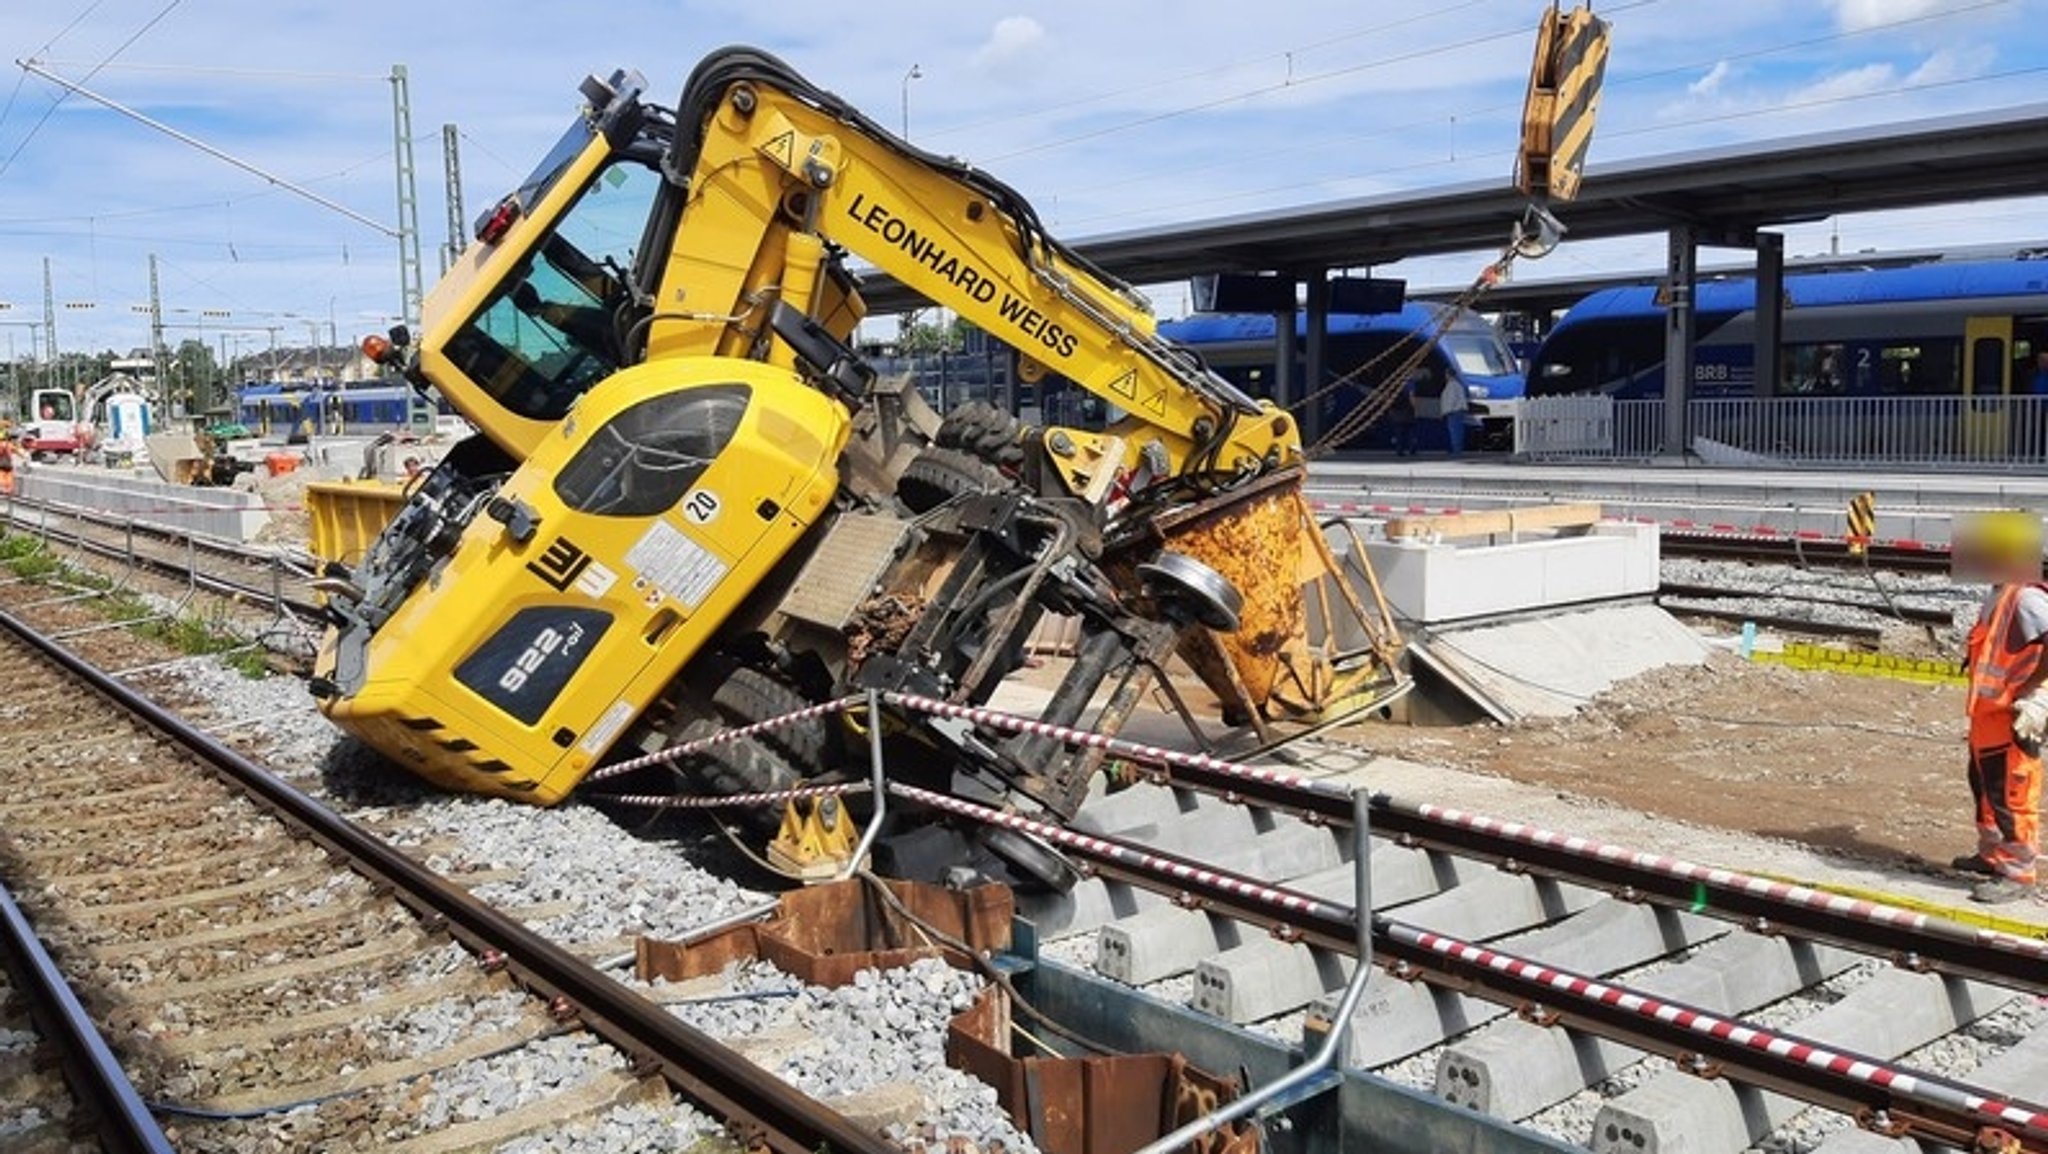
1516, 395, 2048, 469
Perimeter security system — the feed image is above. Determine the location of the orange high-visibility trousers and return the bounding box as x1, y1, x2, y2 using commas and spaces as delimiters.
1968, 739, 2041, 884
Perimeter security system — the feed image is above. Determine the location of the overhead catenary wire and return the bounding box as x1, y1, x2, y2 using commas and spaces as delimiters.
0, 0, 183, 181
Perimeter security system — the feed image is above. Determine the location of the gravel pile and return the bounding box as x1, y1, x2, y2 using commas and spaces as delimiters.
652, 957, 1038, 1153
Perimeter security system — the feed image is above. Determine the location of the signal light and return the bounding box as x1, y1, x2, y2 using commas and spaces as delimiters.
361, 334, 394, 365
476, 196, 520, 245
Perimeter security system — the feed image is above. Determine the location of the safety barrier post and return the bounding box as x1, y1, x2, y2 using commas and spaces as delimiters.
1128, 790, 1374, 1154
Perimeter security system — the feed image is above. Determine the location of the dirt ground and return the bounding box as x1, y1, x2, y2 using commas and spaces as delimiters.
1355, 651, 1972, 873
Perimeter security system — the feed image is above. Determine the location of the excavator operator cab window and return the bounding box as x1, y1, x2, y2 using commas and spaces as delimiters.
553, 386, 750, 517
443, 159, 663, 423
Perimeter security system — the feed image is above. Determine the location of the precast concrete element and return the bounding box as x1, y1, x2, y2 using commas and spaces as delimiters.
1195, 870, 1601, 1026
1588, 970, 2017, 1154
1307, 894, 1722, 1069
1069, 784, 1203, 837
1098, 844, 1466, 986
1020, 819, 1344, 941
1353, 521, 1660, 626
1414, 602, 1710, 721
19, 468, 270, 543
1438, 934, 1859, 1120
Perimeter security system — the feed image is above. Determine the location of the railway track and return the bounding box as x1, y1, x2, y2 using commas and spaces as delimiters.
807, 693, 2048, 1154
7, 494, 2044, 1151
0, 600, 892, 1153
1661, 530, 1954, 574
1, 491, 325, 624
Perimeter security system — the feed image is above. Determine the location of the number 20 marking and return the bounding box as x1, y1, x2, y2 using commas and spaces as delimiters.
683, 489, 720, 525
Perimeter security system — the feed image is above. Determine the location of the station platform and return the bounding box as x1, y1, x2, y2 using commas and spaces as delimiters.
1306, 458, 2048, 548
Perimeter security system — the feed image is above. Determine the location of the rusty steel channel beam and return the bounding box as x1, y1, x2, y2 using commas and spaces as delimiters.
0, 877, 172, 1153
881, 691, 2048, 998
891, 782, 2048, 1154
0, 605, 893, 1154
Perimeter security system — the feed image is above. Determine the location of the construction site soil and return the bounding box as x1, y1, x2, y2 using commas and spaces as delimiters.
1358, 652, 1975, 882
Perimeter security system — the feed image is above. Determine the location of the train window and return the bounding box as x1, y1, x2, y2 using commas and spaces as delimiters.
1443, 334, 1515, 379
1784, 344, 1849, 396
1877, 342, 1960, 396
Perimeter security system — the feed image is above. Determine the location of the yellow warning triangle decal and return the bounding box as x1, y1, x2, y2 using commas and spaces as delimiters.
762, 130, 796, 172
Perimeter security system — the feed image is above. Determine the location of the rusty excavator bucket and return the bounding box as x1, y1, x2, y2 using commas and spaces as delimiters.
1106, 466, 1405, 742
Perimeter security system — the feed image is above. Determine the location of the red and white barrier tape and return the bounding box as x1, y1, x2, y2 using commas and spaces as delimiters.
1306, 498, 1947, 554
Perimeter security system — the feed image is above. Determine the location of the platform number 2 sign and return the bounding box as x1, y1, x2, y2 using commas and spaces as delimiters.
682, 489, 720, 526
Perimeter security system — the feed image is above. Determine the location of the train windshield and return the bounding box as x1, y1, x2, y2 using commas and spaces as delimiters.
441, 159, 664, 422
1443, 333, 1516, 378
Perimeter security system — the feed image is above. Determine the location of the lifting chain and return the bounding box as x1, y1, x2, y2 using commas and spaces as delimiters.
1298, 202, 1565, 458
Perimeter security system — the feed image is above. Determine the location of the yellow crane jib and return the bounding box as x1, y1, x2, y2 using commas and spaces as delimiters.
1517, 2, 1612, 204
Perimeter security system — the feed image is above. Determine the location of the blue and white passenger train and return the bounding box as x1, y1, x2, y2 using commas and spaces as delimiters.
1530, 258, 2048, 401
235, 382, 440, 441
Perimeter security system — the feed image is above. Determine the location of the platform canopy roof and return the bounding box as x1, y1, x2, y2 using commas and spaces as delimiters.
856, 101, 2048, 314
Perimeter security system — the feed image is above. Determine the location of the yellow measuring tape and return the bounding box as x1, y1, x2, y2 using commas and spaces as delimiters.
1753, 871, 2048, 939
1751, 642, 1965, 687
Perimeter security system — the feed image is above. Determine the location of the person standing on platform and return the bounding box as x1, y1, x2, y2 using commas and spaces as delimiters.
1953, 511, 2048, 904
1389, 369, 1421, 457
1437, 371, 1470, 456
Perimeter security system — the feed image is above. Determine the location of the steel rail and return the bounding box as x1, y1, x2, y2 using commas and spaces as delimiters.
3, 494, 324, 618
1662, 531, 1952, 573
0, 606, 891, 1154
890, 781, 2048, 1154
880, 690, 2048, 997
0, 877, 172, 1153
1656, 580, 1955, 626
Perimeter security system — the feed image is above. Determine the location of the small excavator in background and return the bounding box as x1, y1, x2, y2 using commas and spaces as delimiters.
306, 5, 1608, 885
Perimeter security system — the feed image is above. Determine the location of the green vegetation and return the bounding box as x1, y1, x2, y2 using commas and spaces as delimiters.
0, 530, 273, 678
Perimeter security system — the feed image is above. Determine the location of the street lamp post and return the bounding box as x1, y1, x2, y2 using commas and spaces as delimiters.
901, 64, 922, 140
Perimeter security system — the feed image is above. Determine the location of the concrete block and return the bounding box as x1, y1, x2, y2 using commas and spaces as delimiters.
1311, 898, 1732, 1071
1380, 869, 1602, 945
1439, 935, 1857, 1121
1022, 819, 1341, 941
1193, 938, 1354, 1022
1357, 521, 1659, 626
21, 469, 269, 543
1108, 801, 1264, 857
1019, 876, 1163, 940
1963, 1019, 2048, 1097
1070, 785, 1201, 837
1202, 872, 1597, 1031
1590, 971, 2016, 1154
1095, 843, 1463, 986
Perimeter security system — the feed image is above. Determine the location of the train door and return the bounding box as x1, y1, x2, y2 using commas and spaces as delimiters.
1963, 316, 2012, 459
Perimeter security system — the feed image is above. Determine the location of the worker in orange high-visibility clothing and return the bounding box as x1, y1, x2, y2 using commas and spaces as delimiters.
0, 437, 15, 497
1954, 511, 2048, 904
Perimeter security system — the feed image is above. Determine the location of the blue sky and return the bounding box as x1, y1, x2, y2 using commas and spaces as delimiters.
1, 0, 2044, 358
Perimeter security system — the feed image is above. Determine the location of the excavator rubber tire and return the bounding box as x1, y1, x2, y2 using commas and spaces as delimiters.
674, 717, 801, 835
711, 667, 833, 772
898, 445, 1011, 514
935, 401, 1027, 471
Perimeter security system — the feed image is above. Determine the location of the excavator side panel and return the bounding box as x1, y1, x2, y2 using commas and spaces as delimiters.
316, 357, 848, 803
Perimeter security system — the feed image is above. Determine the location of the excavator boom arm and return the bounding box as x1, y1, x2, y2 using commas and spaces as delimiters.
639, 49, 1295, 480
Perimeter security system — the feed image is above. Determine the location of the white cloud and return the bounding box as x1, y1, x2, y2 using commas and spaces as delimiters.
1689, 60, 1735, 97
972, 16, 1048, 70
1788, 61, 1899, 105
1905, 45, 1996, 86
1827, 0, 1950, 33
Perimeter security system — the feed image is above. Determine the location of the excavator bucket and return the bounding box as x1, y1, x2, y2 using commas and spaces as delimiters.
1107, 467, 1404, 733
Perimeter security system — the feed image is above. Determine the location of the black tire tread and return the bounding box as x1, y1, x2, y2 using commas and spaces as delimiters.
711, 667, 830, 772
898, 445, 1011, 514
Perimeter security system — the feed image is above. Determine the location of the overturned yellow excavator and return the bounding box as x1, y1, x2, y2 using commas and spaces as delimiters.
305, 6, 1607, 883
